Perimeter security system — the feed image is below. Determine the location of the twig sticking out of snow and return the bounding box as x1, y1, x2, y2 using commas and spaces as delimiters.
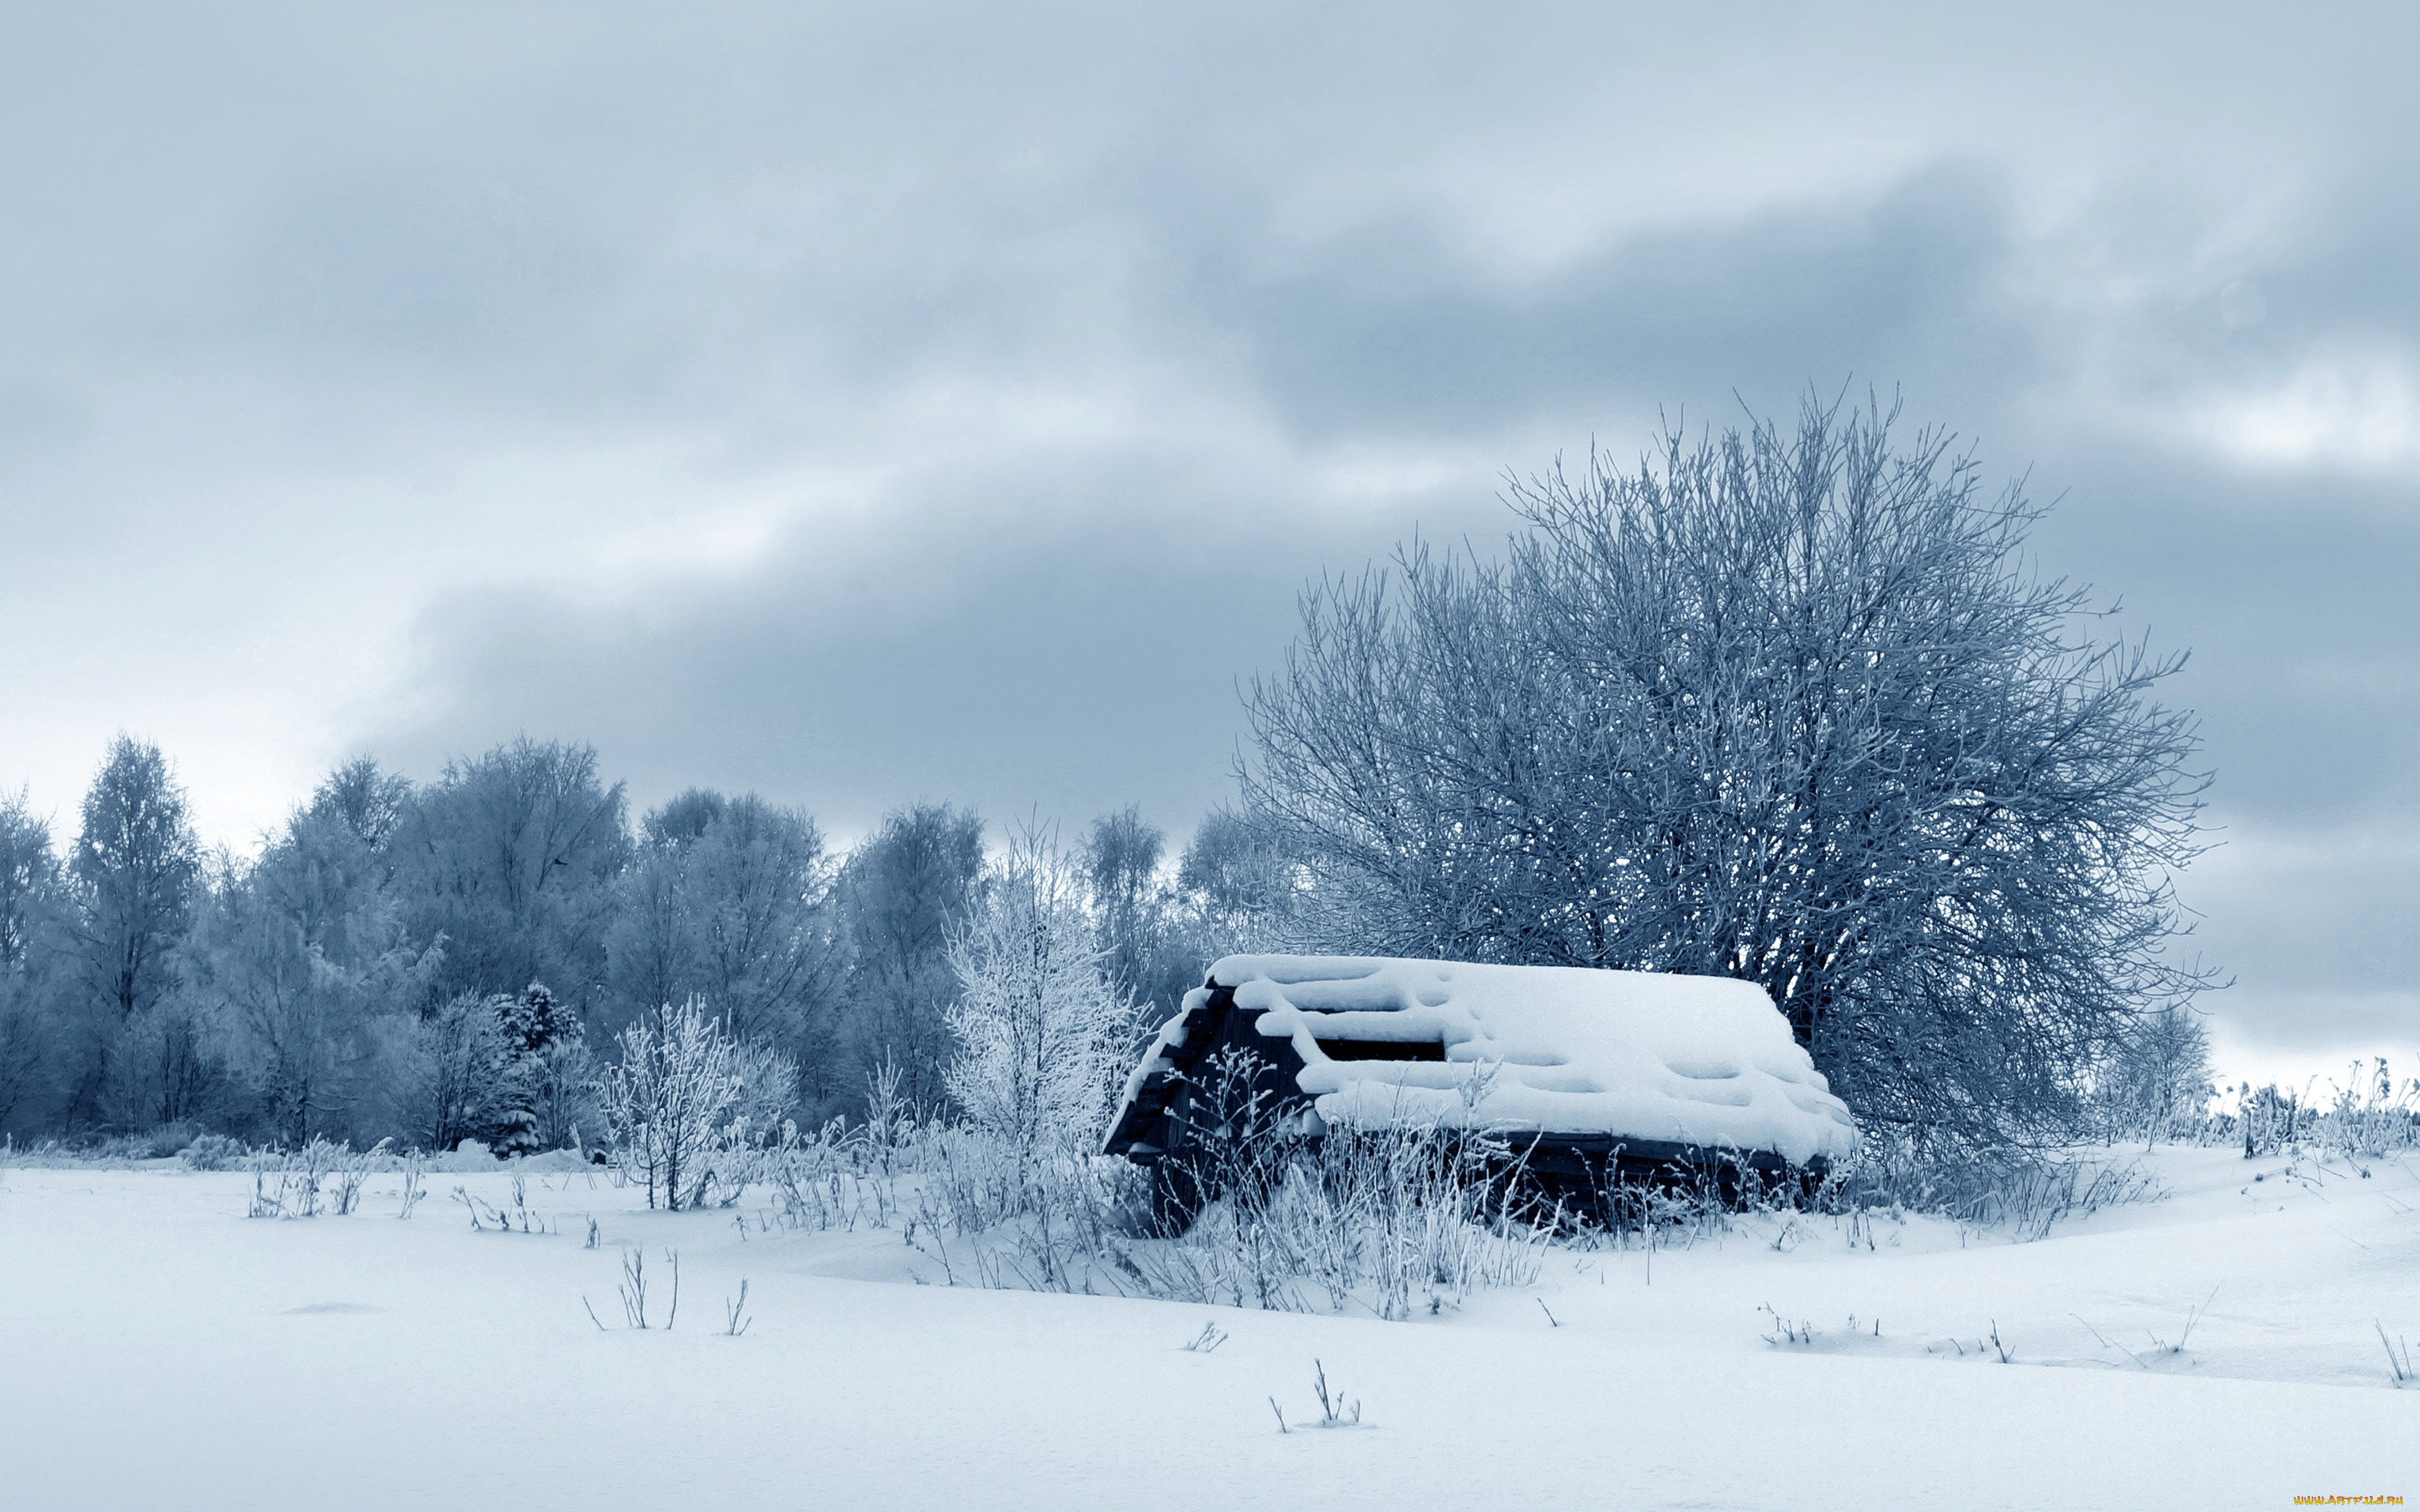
1181, 1321, 1228, 1353
1308, 1360, 1360, 1426
1537, 1298, 1560, 1328
2149, 1286, 2218, 1356
582, 1249, 681, 1331
723, 1279, 751, 1337
2071, 1313, 2147, 1369
332, 1140, 386, 1215
618, 1249, 650, 1328
1758, 1304, 1813, 1347
2381, 1322, 2414, 1386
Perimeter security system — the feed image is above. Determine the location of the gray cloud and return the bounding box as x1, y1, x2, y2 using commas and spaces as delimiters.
1189, 166, 2036, 442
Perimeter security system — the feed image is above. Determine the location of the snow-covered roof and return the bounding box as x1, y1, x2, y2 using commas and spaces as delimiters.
1108, 954, 1860, 1167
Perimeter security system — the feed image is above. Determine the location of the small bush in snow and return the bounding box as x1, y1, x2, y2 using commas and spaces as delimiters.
598, 999, 793, 1210
179, 1132, 245, 1171
2210, 1060, 2420, 1163
1270, 1360, 1362, 1432
241, 1137, 382, 1218
1833, 1138, 2162, 1242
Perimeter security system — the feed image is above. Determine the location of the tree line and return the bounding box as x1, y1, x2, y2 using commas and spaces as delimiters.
0, 736, 1286, 1151
3, 396, 2218, 1156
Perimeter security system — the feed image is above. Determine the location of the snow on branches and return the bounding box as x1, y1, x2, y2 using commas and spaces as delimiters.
944, 832, 1134, 1157
598, 998, 794, 1210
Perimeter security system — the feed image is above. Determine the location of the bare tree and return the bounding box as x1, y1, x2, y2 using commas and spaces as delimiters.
1243, 396, 2214, 1142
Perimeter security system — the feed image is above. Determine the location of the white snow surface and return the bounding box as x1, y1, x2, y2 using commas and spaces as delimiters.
1184, 954, 1860, 1163
3, 1146, 2416, 1509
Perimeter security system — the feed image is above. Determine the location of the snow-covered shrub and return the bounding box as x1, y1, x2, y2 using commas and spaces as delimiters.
758, 1065, 928, 1236
760, 1119, 892, 1232
87, 1121, 208, 1161
241, 1136, 384, 1218
1833, 1137, 2163, 1242
179, 1131, 245, 1170
2312, 1061, 2420, 1158
727, 1036, 800, 1140
905, 1123, 1150, 1290
1115, 1105, 1549, 1319
2206, 1061, 2420, 1162
135, 1120, 204, 1158
598, 999, 787, 1210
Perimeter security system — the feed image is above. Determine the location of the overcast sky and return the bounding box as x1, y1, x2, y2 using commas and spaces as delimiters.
3, 3, 2413, 1083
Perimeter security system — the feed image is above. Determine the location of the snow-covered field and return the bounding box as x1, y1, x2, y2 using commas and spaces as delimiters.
2, 1146, 2412, 1510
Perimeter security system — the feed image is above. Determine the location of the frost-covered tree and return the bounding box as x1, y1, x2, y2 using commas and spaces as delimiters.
391, 738, 628, 1015
0, 790, 70, 1131
605, 790, 839, 1048
68, 738, 208, 1128
1243, 396, 2214, 1142
944, 833, 1134, 1155
831, 803, 986, 1114
1176, 806, 1298, 944
1083, 806, 1164, 1001
194, 857, 379, 1144
71, 738, 201, 1023
0, 790, 62, 977
2096, 1006, 2215, 1138
1080, 806, 1205, 1032
194, 761, 434, 1145
492, 981, 591, 1153
384, 991, 516, 1152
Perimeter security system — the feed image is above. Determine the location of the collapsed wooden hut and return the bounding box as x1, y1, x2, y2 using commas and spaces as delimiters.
1102, 953, 1860, 1225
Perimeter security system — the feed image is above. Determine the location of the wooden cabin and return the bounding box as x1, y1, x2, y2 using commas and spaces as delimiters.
1102, 953, 1860, 1225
